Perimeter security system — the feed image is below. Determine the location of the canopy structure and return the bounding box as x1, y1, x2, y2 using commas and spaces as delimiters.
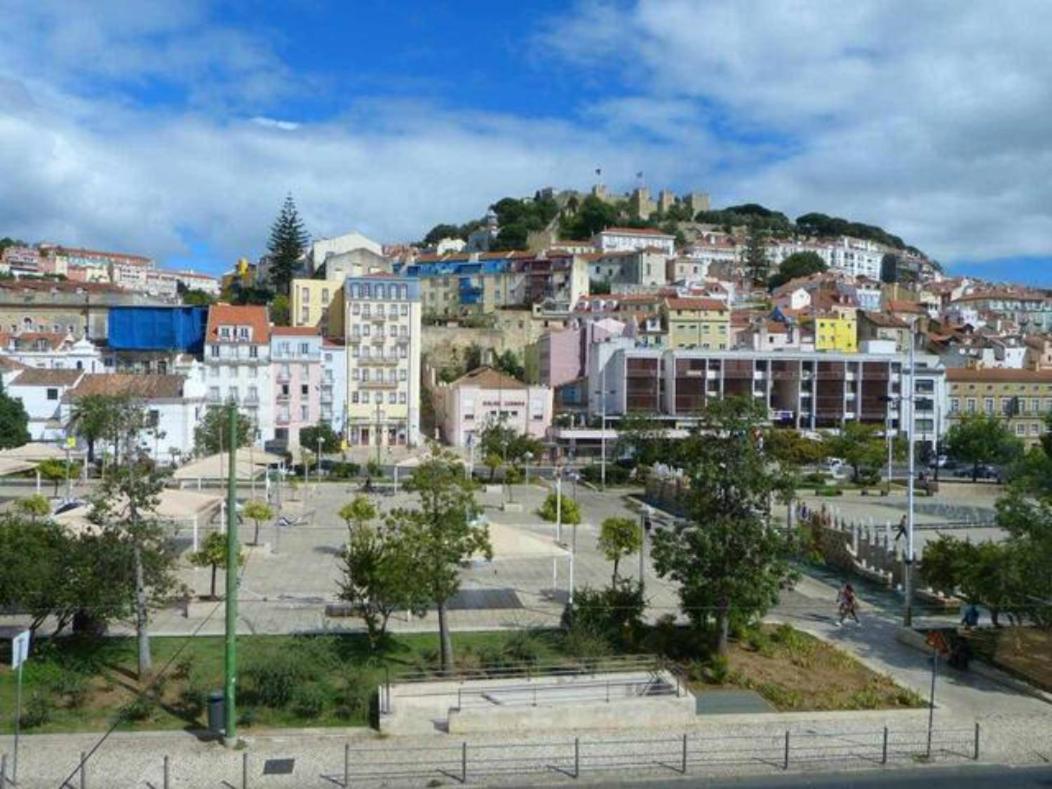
482, 522, 569, 561
52, 489, 224, 550
0, 458, 37, 477
0, 442, 80, 462
172, 448, 283, 482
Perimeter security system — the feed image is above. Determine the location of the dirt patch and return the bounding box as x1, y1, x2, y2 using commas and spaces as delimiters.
690, 624, 924, 711
964, 627, 1052, 693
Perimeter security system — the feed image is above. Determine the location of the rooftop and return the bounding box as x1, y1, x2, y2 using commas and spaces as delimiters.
947, 368, 1052, 383
206, 303, 270, 343
449, 366, 527, 391
665, 297, 728, 312
64, 373, 189, 400
10, 369, 83, 387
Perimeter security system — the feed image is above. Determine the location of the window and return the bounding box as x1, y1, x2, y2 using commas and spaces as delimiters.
210, 345, 219, 357
352, 303, 360, 315
362, 324, 370, 337
399, 346, 407, 358
966, 398, 976, 413
401, 304, 408, 316
1016, 423, 1026, 436
301, 383, 309, 396
322, 289, 330, 305
249, 345, 258, 359
220, 326, 231, 339
351, 345, 359, 358
351, 392, 359, 404
301, 287, 310, 303
352, 368, 360, 381
362, 369, 370, 382
399, 392, 406, 404
388, 392, 396, 404
399, 369, 407, 381
209, 386, 220, 401
362, 391, 370, 404
949, 398, 960, 413
280, 341, 291, 356
301, 405, 309, 420
376, 285, 385, 299
239, 327, 250, 340
46, 387, 58, 400
248, 364, 257, 378
984, 398, 994, 414
1031, 423, 1040, 435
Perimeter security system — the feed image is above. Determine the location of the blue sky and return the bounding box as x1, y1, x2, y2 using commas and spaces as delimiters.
3, 0, 1052, 284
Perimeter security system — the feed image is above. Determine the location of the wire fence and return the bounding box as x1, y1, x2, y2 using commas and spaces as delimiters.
9, 722, 980, 788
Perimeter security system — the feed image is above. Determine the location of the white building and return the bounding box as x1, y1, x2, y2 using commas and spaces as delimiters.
0, 332, 103, 372
60, 373, 207, 463
345, 275, 422, 450
594, 227, 676, 256
9, 368, 84, 441
202, 304, 274, 447
311, 231, 383, 272
321, 339, 346, 435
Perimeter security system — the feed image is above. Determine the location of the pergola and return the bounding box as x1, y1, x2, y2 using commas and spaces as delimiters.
172, 448, 284, 482
474, 521, 575, 603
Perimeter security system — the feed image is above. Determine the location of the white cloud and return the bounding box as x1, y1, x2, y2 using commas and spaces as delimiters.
541, 0, 1052, 265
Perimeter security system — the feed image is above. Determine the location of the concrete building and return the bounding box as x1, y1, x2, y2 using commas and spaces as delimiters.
946, 367, 1052, 446
438, 366, 552, 448
664, 297, 730, 350
0, 332, 103, 372
291, 279, 345, 337
859, 311, 912, 352
815, 311, 858, 352
321, 339, 346, 434
310, 231, 383, 273
594, 227, 676, 256
345, 275, 422, 450
0, 280, 166, 339
270, 326, 322, 451
61, 373, 207, 462
585, 249, 669, 290
9, 368, 84, 441
202, 304, 273, 446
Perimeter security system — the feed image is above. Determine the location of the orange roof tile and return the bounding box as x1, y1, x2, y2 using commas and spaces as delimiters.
665, 297, 728, 312
206, 304, 270, 343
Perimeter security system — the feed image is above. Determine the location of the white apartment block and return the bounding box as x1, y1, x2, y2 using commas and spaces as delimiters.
594, 227, 676, 256
321, 339, 346, 434
345, 275, 421, 449
202, 304, 274, 446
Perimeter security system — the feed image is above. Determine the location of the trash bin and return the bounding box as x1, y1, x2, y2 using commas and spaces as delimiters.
207, 691, 225, 735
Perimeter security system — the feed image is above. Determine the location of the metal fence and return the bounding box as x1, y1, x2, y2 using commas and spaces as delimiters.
10, 723, 979, 788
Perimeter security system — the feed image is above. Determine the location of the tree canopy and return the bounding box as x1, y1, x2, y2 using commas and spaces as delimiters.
300, 421, 340, 454
825, 422, 889, 484
0, 378, 29, 449
650, 398, 798, 654
598, 517, 641, 585
768, 251, 828, 289
945, 414, 1023, 481
267, 193, 309, 295
194, 405, 253, 455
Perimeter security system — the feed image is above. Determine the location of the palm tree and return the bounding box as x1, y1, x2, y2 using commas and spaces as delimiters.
68, 394, 124, 465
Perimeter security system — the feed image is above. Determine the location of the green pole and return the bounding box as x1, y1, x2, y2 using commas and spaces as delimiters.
224, 402, 239, 744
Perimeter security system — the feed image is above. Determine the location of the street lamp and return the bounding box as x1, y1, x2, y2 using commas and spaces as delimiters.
316, 435, 323, 487
523, 451, 534, 485
904, 320, 918, 627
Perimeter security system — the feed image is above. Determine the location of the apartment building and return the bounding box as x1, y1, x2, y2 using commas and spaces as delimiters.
202, 304, 273, 446
946, 367, 1052, 446
815, 311, 858, 352
291, 278, 345, 337
345, 275, 421, 449
270, 326, 322, 451
321, 339, 346, 434
594, 227, 676, 256
437, 366, 553, 448
664, 297, 730, 350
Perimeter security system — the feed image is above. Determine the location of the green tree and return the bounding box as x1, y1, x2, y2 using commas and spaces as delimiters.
300, 421, 340, 454
562, 195, 619, 239
338, 524, 428, 648
271, 293, 290, 326
483, 452, 502, 482
767, 251, 827, 289
90, 404, 179, 678
946, 413, 1024, 481
0, 379, 29, 449
267, 193, 309, 295
194, 405, 253, 455
390, 448, 491, 671
15, 494, 50, 522
921, 535, 1026, 627
180, 287, 215, 306
0, 517, 73, 635
37, 458, 70, 496
598, 517, 642, 584
494, 349, 526, 382
538, 493, 580, 525
744, 221, 770, 285
763, 429, 828, 467
651, 398, 797, 655
338, 495, 377, 534
190, 531, 245, 599
825, 422, 888, 483
422, 223, 463, 246
68, 393, 129, 466
242, 499, 274, 546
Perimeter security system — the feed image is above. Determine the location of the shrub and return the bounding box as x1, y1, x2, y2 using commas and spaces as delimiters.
743, 628, 776, 658
238, 707, 258, 727
121, 694, 155, 722
20, 692, 52, 728
243, 648, 311, 708
703, 655, 730, 684
813, 486, 843, 497
329, 462, 360, 479
538, 493, 581, 524
581, 465, 630, 485
801, 471, 829, 486
561, 581, 645, 649
503, 631, 542, 665
504, 466, 523, 484
291, 684, 327, 718
173, 655, 195, 680
334, 677, 369, 720
48, 669, 89, 709
562, 626, 611, 661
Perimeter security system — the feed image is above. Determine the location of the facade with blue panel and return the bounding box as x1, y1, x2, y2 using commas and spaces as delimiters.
107, 306, 208, 352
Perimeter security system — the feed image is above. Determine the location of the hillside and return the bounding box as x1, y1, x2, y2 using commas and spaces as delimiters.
421, 191, 928, 261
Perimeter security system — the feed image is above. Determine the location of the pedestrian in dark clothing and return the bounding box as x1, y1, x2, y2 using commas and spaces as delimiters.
894, 514, 908, 542
836, 583, 861, 626
961, 602, 980, 629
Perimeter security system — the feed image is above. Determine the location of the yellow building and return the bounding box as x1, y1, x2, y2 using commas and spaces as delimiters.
664, 297, 730, 350
291, 278, 344, 338
815, 311, 858, 352
946, 368, 1052, 446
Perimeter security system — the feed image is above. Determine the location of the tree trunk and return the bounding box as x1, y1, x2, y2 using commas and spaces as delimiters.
210, 563, 218, 599
253, 520, 261, 545
134, 544, 152, 679
612, 557, 620, 586
437, 600, 454, 674
86, 438, 96, 464
716, 601, 730, 656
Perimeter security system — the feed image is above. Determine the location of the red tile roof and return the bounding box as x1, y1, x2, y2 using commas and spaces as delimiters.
449, 366, 527, 390
206, 304, 270, 343
271, 326, 320, 336
886, 300, 926, 314
665, 297, 727, 312
64, 373, 190, 400
947, 368, 1052, 383
10, 369, 83, 387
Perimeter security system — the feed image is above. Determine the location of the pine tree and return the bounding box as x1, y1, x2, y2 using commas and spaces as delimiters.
267, 193, 309, 295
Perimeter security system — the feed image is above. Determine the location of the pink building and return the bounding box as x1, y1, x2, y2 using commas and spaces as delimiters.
538, 319, 629, 389
270, 326, 323, 450
439, 367, 552, 448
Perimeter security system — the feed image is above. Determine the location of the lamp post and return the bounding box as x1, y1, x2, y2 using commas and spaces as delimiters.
555, 464, 563, 543
904, 321, 917, 627
316, 435, 323, 487
523, 451, 534, 485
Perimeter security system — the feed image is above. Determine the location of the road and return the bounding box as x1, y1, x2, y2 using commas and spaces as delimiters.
576, 764, 1052, 788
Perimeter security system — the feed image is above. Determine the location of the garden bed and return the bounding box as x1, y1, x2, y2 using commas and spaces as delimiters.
961, 627, 1052, 693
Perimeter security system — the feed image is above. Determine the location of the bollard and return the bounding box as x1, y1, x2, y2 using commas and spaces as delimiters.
681, 733, 688, 774
574, 736, 580, 779
974, 722, 981, 761
882, 727, 888, 765
461, 742, 467, 784
242, 751, 248, 789
783, 731, 790, 770
344, 743, 350, 788
164, 755, 170, 789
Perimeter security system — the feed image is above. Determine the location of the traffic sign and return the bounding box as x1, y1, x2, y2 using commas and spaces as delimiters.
11, 629, 29, 669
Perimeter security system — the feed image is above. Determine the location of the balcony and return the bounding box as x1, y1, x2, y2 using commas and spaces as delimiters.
395, 334, 410, 344
244, 393, 259, 405
359, 356, 399, 366
369, 313, 386, 323
277, 370, 291, 383
321, 388, 333, 403
277, 391, 290, 402
361, 380, 397, 390
276, 412, 290, 425
371, 335, 386, 345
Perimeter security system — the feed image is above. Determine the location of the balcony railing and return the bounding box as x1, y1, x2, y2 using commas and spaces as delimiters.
276, 412, 290, 424
359, 356, 399, 366
277, 371, 291, 383
244, 394, 259, 405
361, 380, 397, 390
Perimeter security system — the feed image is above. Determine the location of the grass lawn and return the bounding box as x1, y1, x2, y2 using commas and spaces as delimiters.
962, 627, 1052, 693
0, 624, 922, 734
689, 624, 925, 711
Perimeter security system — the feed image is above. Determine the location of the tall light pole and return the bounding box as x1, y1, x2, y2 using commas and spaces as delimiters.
223, 401, 239, 744
904, 321, 917, 627
555, 464, 563, 543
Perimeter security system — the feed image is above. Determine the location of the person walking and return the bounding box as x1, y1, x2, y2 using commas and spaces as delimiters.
836, 583, 861, 626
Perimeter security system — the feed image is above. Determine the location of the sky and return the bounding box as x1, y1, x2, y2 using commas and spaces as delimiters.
2, 0, 1052, 284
